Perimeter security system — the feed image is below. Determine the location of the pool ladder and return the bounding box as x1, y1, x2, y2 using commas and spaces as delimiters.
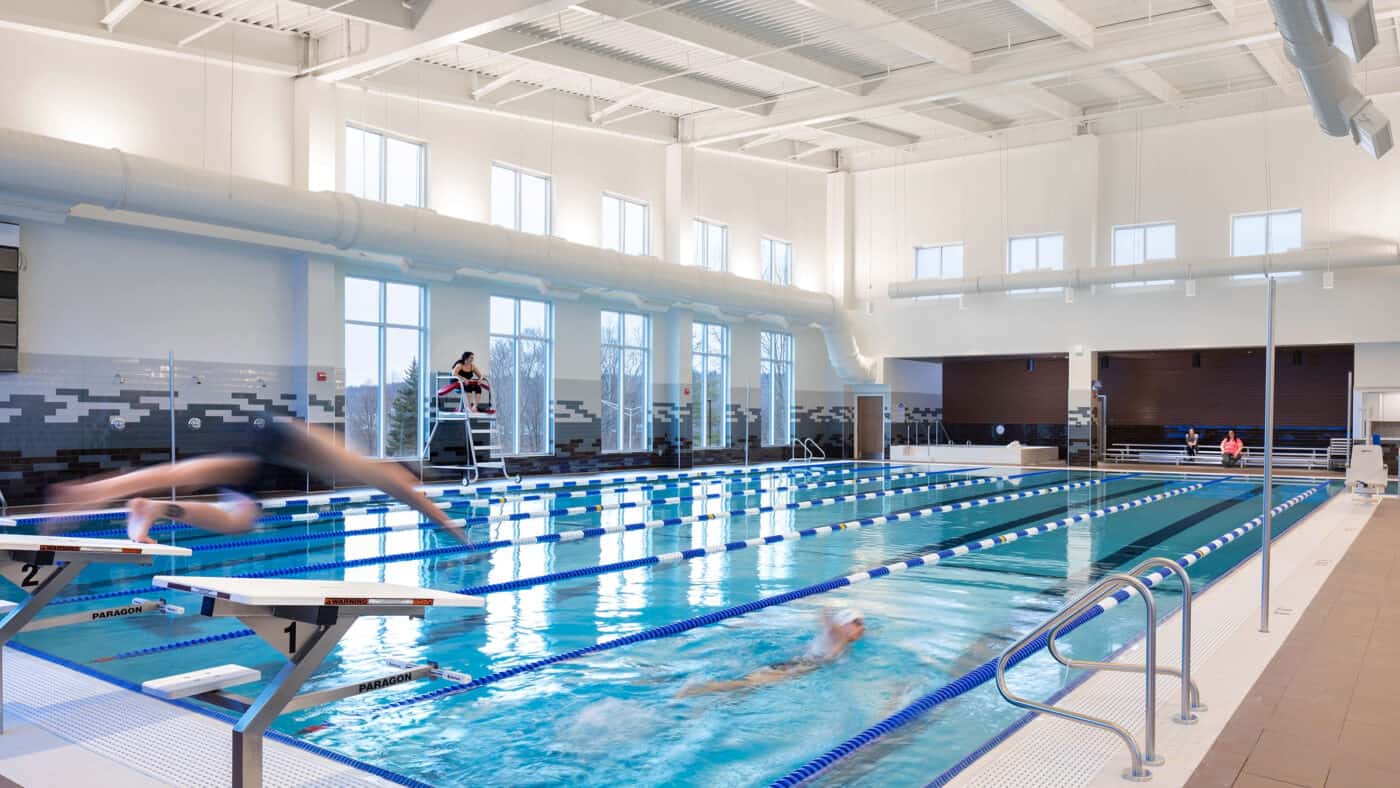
995, 557, 1205, 782
788, 438, 825, 463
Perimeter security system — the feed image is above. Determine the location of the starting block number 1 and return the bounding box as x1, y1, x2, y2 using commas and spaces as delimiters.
0, 562, 60, 593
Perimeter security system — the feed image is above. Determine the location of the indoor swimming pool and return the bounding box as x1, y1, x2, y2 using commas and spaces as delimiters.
3, 462, 1335, 787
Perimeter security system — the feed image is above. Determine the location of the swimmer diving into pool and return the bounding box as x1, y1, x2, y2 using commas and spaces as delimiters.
44, 418, 471, 545
676, 607, 866, 696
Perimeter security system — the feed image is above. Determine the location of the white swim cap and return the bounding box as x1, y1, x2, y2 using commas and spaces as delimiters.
831, 607, 863, 627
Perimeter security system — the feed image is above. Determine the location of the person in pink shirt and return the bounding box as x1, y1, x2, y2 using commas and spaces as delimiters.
1220, 430, 1244, 467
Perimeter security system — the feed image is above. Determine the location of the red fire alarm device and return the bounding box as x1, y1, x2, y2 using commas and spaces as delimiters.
316, 371, 328, 382
683, 386, 690, 396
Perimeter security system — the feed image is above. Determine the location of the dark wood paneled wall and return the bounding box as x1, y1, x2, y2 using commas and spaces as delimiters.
943, 357, 1069, 424
1099, 346, 1351, 428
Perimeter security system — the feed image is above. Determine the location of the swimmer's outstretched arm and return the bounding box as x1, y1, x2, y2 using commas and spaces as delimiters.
675, 662, 818, 698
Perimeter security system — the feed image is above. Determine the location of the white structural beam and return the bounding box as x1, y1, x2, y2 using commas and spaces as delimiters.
1247, 41, 1294, 86
899, 101, 995, 133
1208, 0, 1236, 22
1117, 65, 1181, 103
1008, 0, 1095, 48
792, 143, 838, 160
311, 0, 575, 82
472, 28, 773, 115
472, 68, 525, 100
177, 0, 255, 47
739, 132, 790, 150
579, 0, 864, 94
100, 0, 143, 31
792, 0, 974, 74
811, 119, 918, 147
589, 90, 647, 122
291, 0, 414, 29
1012, 85, 1081, 118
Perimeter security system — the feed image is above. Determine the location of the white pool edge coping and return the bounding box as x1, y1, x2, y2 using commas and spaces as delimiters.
948, 488, 1378, 788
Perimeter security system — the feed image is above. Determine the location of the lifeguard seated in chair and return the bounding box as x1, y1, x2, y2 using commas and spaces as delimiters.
438, 351, 495, 414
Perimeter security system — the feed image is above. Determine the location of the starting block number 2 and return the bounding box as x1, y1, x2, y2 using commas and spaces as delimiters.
0, 562, 60, 592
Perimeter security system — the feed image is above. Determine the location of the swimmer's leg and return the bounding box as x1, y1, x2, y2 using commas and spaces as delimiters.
280, 421, 471, 544
45, 456, 259, 531
126, 495, 259, 543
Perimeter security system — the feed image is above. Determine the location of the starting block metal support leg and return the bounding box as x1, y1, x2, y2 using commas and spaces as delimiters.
0, 559, 87, 733
232, 616, 353, 788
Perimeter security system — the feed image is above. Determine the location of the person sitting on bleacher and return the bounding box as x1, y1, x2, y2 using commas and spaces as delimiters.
1184, 428, 1199, 458
1220, 430, 1244, 468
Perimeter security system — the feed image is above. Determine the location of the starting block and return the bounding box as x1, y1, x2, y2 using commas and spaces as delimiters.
148, 576, 481, 788
0, 534, 191, 732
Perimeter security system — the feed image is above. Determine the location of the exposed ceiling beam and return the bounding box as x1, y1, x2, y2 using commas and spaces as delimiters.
739, 131, 789, 151
1012, 85, 1081, 119
100, 0, 143, 31
1207, 0, 1236, 22
310, 0, 575, 82
792, 143, 839, 161
688, 4, 1328, 146
177, 0, 255, 47
577, 0, 864, 94
472, 68, 525, 100
589, 91, 647, 122
290, 0, 415, 29
495, 83, 553, 106
811, 118, 919, 148
472, 28, 773, 115
899, 100, 995, 133
791, 0, 973, 74
1246, 41, 1294, 86
1116, 65, 1181, 104
1007, 0, 1095, 49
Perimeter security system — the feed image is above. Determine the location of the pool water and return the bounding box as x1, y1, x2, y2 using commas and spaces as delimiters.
4, 462, 1334, 787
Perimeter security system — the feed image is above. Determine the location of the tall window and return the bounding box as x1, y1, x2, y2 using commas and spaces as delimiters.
760, 331, 794, 447
1007, 232, 1064, 294
761, 238, 792, 285
1112, 222, 1176, 288
601, 310, 651, 453
691, 322, 729, 449
345, 126, 425, 208
490, 296, 553, 455
491, 163, 551, 235
693, 219, 728, 272
343, 277, 426, 458
1232, 209, 1303, 279
602, 193, 649, 255
914, 243, 964, 300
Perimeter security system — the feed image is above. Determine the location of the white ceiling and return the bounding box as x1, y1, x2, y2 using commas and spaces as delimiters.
10, 0, 1400, 170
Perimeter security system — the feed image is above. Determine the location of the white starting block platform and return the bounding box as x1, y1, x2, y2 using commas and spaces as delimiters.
146, 576, 480, 788
0, 535, 192, 733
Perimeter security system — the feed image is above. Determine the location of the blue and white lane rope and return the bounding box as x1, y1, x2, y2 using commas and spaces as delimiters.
453, 476, 1128, 597
90, 472, 1094, 663
76, 464, 983, 545
19, 460, 904, 528
50, 470, 1047, 607
771, 481, 1327, 788
360, 478, 1222, 715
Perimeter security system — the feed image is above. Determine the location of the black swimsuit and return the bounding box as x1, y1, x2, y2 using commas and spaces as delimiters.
221, 420, 300, 497
456, 364, 482, 393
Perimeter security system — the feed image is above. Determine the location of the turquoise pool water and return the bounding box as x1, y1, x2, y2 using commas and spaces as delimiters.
4, 462, 1334, 786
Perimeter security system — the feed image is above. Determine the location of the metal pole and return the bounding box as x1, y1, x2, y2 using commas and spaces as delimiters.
168, 349, 176, 503
1260, 277, 1277, 633
1346, 371, 1354, 450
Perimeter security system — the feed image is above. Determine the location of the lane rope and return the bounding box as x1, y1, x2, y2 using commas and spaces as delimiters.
771, 481, 1328, 787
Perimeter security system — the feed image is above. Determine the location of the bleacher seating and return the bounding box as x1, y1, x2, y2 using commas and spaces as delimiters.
1104, 443, 1332, 470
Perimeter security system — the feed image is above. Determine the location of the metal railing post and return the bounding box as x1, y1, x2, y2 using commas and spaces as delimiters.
1261, 276, 1277, 633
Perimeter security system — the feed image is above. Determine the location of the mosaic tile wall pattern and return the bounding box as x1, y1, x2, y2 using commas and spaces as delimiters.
3, 357, 854, 504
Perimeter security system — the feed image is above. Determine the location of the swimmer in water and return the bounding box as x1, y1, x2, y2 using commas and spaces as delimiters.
676, 607, 866, 697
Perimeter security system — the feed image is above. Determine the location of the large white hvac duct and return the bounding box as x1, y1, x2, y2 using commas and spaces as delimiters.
1268, 0, 1392, 157
887, 242, 1400, 298
0, 127, 876, 383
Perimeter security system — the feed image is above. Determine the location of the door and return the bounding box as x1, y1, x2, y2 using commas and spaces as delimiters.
856, 396, 885, 460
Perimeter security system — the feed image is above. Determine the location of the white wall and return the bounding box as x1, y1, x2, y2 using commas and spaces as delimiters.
855, 100, 1400, 362
0, 26, 293, 186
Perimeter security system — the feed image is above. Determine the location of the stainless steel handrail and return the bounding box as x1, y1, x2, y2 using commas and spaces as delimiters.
996, 573, 1160, 782
1047, 558, 1205, 725
802, 437, 826, 461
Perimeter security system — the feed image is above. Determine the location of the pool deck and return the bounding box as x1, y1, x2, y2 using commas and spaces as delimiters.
1182, 497, 1400, 788
949, 488, 1380, 788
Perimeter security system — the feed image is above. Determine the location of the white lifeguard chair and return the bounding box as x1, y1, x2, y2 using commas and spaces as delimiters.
1346, 443, 1389, 496
144, 576, 482, 788
0, 534, 191, 731
421, 372, 520, 485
